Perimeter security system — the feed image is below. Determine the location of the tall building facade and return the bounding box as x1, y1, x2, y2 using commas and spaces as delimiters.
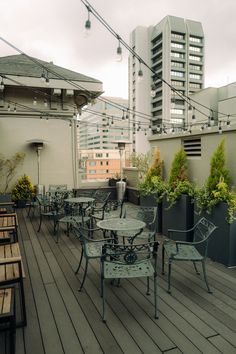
129, 15, 204, 153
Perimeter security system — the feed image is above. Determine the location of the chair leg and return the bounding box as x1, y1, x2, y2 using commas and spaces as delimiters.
146, 277, 150, 295
202, 260, 212, 294
79, 259, 88, 291
193, 261, 200, 275
102, 277, 106, 323
17, 279, 27, 327
153, 271, 158, 319
167, 260, 172, 294
162, 246, 165, 275
37, 213, 42, 232
75, 248, 84, 275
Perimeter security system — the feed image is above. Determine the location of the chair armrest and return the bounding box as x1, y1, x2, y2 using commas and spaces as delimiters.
0, 202, 16, 207
0, 226, 16, 232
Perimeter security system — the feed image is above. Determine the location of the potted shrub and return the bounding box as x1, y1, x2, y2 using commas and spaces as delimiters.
0, 152, 25, 198
162, 148, 195, 241
11, 174, 34, 208
194, 139, 236, 267
138, 148, 166, 233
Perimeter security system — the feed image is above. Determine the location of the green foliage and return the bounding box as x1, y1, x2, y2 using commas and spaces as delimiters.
138, 148, 165, 201
11, 174, 34, 201
165, 148, 195, 208
0, 152, 25, 193
168, 148, 188, 189
129, 151, 151, 180
195, 140, 236, 223
206, 139, 230, 192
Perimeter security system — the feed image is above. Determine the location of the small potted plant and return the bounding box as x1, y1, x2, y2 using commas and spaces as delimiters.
162, 148, 195, 240
11, 174, 34, 208
194, 139, 236, 266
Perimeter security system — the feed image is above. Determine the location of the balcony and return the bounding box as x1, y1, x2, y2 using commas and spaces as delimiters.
1, 203, 235, 354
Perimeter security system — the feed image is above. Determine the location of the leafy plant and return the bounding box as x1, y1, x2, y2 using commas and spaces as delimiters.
0, 152, 25, 193
129, 151, 151, 180
138, 148, 166, 201
11, 174, 34, 201
195, 139, 236, 223
166, 148, 195, 207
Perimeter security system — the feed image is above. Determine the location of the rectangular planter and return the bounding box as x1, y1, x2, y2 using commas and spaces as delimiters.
162, 194, 194, 241
194, 202, 236, 267
126, 188, 140, 205
140, 194, 162, 234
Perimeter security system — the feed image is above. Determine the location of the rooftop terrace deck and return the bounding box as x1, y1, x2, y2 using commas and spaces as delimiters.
1, 206, 236, 354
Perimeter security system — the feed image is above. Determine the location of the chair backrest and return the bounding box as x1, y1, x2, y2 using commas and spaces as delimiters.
93, 190, 111, 204
125, 206, 158, 232
101, 241, 158, 265
48, 184, 67, 192
193, 217, 217, 257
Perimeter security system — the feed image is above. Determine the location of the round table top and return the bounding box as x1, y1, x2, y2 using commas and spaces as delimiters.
97, 218, 146, 232
64, 197, 95, 204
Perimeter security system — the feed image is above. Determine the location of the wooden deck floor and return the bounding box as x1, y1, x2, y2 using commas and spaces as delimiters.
1, 207, 236, 354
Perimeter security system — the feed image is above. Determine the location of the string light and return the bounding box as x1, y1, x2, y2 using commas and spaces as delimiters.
137, 60, 143, 82
7, 104, 11, 111
116, 36, 122, 62
41, 70, 46, 82
84, 5, 91, 36
0, 78, 4, 91
192, 107, 196, 120
44, 98, 48, 107
150, 85, 156, 98
13, 104, 17, 113
226, 115, 231, 128
33, 97, 37, 105
218, 121, 222, 134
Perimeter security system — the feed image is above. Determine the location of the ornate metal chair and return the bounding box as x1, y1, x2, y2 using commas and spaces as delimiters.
101, 240, 159, 323
162, 217, 218, 294
71, 222, 112, 291
90, 190, 111, 226
118, 206, 158, 242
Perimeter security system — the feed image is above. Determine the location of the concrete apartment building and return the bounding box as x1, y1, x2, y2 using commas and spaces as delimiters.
129, 15, 204, 153
78, 97, 130, 181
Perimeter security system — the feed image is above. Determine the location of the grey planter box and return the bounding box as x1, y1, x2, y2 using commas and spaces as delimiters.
194, 202, 236, 267
162, 194, 194, 241
140, 194, 162, 234
126, 188, 140, 205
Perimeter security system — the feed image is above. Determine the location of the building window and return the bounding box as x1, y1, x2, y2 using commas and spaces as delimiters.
189, 36, 202, 43
171, 42, 184, 49
189, 55, 201, 62
190, 64, 201, 71
171, 51, 185, 59
100, 161, 103, 166
189, 45, 201, 53
170, 108, 184, 115
171, 71, 184, 77
189, 82, 202, 89
171, 80, 184, 87
171, 61, 184, 68
189, 73, 201, 80
89, 161, 96, 166
171, 32, 185, 40
95, 153, 103, 157
183, 137, 201, 157
106, 153, 109, 157
89, 170, 96, 174
106, 161, 109, 166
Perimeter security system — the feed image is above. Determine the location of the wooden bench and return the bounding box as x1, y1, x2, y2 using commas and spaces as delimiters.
0, 207, 7, 214
0, 243, 26, 327
0, 287, 16, 354
0, 201, 15, 213
0, 213, 18, 242
0, 231, 11, 243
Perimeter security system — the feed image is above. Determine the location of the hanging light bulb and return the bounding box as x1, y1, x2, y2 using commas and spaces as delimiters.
226, 115, 231, 128
121, 129, 124, 136
46, 116, 49, 122
192, 107, 196, 120
84, 6, 91, 36
73, 108, 77, 119
45, 71, 50, 85
111, 116, 114, 125
144, 129, 147, 136
44, 98, 48, 107
122, 110, 125, 120
97, 124, 99, 132
125, 110, 129, 120
188, 125, 192, 134
137, 61, 143, 82
7, 104, 11, 112
69, 121, 72, 128
13, 104, 17, 113
33, 97, 37, 105
41, 70, 46, 82
150, 85, 156, 98
40, 115, 43, 120
218, 122, 222, 134
116, 37, 122, 62
0, 78, 4, 91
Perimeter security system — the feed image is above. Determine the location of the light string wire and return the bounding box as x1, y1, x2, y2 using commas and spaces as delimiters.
81, 0, 231, 122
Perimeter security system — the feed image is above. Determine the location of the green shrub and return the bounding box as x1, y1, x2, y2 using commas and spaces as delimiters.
11, 174, 34, 201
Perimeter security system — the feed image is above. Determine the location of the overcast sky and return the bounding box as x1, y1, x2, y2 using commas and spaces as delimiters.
1, 0, 236, 98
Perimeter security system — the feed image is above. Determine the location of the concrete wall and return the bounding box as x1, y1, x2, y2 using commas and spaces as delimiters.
149, 128, 236, 187
0, 116, 75, 191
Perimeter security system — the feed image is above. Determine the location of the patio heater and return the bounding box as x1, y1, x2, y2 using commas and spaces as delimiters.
27, 139, 47, 195
114, 140, 131, 201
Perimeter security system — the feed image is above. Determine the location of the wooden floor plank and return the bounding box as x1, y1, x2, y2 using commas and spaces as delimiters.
208, 334, 236, 354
